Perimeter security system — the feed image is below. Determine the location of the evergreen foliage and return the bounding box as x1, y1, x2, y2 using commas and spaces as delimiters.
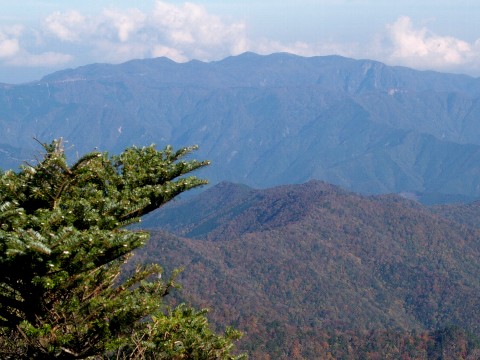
0, 139, 244, 359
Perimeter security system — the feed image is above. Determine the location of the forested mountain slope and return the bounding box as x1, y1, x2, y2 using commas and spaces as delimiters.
430, 200, 480, 228
135, 181, 480, 358
2, 53, 480, 201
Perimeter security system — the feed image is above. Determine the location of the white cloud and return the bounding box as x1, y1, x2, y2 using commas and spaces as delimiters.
102, 8, 146, 42
44, 10, 88, 42
0, 37, 20, 59
37, 1, 248, 64
0, 27, 24, 59
0, 27, 70, 69
251, 16, 480, 76
382, 16, 476, 70
149, 1, 247, 58
246, 16, 480, 76
0, 24, 73, 68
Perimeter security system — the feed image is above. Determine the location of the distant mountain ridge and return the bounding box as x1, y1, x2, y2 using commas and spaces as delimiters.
135, 180, 480, 358
2, 52, 480, 201
41, 52, 480, 95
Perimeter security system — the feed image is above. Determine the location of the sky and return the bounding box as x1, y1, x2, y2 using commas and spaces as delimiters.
1, 0, 480, 83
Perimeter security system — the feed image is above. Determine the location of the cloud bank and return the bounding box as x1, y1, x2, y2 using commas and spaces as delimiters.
382, 16, 479, 72
40, 1, 248, 63
2, 1, 480, 78
0, 27, 21, 59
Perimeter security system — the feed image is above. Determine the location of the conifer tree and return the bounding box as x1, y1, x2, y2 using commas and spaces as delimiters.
0, 139, 244, 359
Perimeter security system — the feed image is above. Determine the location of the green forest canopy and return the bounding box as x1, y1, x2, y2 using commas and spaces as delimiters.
0, 139, 244, 359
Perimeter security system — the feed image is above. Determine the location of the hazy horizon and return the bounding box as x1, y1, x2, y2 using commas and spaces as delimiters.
1, 1, 480, 83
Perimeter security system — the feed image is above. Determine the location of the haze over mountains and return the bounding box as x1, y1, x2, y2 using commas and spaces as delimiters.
2, 52, 480, 202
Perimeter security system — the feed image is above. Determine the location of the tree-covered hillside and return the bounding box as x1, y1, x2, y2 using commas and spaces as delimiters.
2, 53, 480, 201
136, 181, 480, 358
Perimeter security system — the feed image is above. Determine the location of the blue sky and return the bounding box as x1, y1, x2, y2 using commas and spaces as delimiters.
1, 0, 479, 83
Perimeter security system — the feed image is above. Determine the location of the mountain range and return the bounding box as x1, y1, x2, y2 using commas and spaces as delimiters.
2, 52, 480, 202
133, 180, 480, 358
3, 53, 480, 357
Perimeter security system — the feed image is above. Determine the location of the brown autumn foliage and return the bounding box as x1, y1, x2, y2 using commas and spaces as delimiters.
133, 181, 480, 358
